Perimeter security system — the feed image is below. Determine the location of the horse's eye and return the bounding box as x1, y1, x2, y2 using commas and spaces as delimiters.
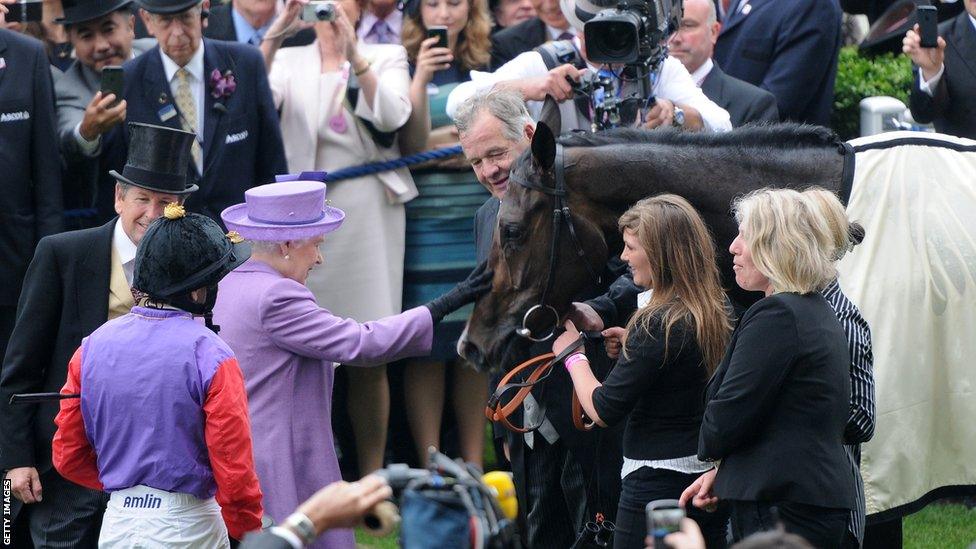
503, 224, 523, 242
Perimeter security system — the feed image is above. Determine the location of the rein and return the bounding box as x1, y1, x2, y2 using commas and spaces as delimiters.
509, 144, 602, 342
485, 334, 598, 433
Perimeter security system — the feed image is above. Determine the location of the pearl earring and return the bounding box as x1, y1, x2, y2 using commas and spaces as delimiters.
285, 254, 291, 260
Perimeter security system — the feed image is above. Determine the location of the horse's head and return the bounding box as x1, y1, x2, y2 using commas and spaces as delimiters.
459, 123, 612, 372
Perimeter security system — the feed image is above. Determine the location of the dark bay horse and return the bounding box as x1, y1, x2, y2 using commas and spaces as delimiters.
460, 122, 853, 372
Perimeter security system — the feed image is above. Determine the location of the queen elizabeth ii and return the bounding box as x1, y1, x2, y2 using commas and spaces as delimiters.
212, 178, 490, 548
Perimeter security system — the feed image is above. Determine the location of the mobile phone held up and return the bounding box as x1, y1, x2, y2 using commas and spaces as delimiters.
302, 1, 338, 22
100, 66, 125, 108
6, 1, 43, 23
647, 499, 684, 548
427, 26, 449, 49
916, 5, 938, 49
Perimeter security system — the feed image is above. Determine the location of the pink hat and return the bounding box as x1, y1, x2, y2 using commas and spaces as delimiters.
220, 180, 345, 241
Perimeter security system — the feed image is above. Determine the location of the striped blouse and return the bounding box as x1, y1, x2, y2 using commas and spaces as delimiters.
822, 280, 876, 545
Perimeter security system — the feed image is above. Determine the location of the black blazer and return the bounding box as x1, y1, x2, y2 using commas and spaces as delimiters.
0, 30, 63, 307
489, 18, 547, 71
909, 12, 976, 140
699, 292, 855, 510
713, 0, 842, 126
109, 40, 288, 224
701, 64, 780, 128
473, 197, 499, 263
0, 220, 115, 472
204, 2, 316, 48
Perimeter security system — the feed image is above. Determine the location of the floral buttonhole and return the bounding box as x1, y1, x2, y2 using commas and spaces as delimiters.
210, 69, 236, 100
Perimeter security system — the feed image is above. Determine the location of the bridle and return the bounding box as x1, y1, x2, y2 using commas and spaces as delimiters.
508, 143, 602, 342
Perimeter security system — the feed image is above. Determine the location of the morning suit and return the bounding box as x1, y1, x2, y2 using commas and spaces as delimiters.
113, 39, 287, 223
204, 1, 315, 48
0, 29, 63, 363
699, 292, 854, 546
714, 0, 842, 126
54, 39, 154, 228
213, 259, 433, 549
700, 63, 779, 127
489, 17, 548, 70
0, 219, 126, 547
909, 13, 976, 140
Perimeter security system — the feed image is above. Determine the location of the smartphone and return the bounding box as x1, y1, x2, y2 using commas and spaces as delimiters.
427, 26, 449, 49
6, 1, 43, 23
301, 1, 338, 22
100, 66, 124, 107
646, 499, 684, 548
916, 5, 938, 49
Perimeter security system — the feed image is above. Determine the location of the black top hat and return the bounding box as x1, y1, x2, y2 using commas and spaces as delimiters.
859, 0, 922, 56
110, 123, 199, 195
56, 0, 133, 25
135, 0, 202, 15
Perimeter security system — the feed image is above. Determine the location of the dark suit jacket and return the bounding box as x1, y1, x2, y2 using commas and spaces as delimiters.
701, 63, 780, 127
909, 13, 976, 140
473, 197, 499, 263
714, 0, 842, 126
110, 39, 288, 223
204, 2, 316, 48
0, 220, 116, 472
0, 30, 63, 307
489, 18, 547, 71
699, 292, 855, 509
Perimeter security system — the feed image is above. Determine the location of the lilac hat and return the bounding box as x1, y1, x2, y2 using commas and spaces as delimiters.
220, 180, 345, 241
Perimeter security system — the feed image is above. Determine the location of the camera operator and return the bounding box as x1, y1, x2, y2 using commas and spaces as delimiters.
446, 0, 731, 133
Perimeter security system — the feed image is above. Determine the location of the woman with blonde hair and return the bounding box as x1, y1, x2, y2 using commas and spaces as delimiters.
553, 194, 733, 549
397, 0, 494, 465
682, 188, 855, 548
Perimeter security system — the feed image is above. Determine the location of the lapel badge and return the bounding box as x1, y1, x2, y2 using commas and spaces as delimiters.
0, 57, 6, 70
158, 92, 168, 104
741, 3, 752, 15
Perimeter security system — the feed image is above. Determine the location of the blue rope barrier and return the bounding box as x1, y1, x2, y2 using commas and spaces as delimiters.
320, 145, 463, 182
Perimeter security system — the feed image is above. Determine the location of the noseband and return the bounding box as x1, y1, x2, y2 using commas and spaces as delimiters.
510, 144, 602, 342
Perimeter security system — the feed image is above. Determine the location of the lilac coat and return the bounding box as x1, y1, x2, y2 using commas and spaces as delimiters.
213, 259, 432, 548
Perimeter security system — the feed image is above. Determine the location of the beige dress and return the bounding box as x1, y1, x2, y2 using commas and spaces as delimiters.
269, 41, 416, 320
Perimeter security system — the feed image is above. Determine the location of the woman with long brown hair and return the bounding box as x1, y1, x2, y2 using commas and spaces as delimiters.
553, 194, 733, 549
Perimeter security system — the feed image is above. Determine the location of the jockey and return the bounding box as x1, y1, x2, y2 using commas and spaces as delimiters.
51, 204, 262, 547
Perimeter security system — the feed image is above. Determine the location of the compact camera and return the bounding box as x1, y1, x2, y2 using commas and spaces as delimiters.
301, 1, 339, 22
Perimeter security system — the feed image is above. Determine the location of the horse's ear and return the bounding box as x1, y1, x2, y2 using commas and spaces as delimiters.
531, 121, 557, 171
540, 96, 562, 136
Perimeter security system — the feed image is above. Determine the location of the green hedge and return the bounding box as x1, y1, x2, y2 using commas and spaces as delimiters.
831, 46, 914, 140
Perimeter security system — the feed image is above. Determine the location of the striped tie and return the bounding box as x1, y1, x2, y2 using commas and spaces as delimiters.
173, 68, 201, 169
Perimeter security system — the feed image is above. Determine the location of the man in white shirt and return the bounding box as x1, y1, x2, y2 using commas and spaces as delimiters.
448, 0, 732, 133
904, 0, 976, 139
112, 0, 287, 224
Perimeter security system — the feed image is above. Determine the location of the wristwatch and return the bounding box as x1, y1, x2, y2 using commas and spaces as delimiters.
282, 512, 317, 546
672, 106, 686, 128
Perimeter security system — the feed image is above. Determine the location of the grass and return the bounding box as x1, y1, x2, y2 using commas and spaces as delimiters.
351, 502, 976, 548
905, 503, 976, 549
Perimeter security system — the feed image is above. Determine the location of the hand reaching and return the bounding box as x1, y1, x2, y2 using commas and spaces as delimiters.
565, 302, 604, 332
297, 475, 392, 533
601, 326, 627, 359
903, 23, 946, 81
413, 37, 454, 86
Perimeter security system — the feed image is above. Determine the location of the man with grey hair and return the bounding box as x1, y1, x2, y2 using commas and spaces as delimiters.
668, 0, 779, 127
456, 88, 616, 549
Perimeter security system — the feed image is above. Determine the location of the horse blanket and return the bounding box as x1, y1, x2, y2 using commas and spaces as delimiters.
838, 131, 976, 518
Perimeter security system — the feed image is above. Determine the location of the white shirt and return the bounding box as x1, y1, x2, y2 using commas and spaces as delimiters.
546, 24, 573, 40
160, 44, 206, 173
446, 51, 732, 132
112, 218, 138, 285
689, 58, 714, 88
918, 14, 976, 97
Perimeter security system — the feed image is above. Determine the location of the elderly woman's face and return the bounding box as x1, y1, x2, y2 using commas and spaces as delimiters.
283, 235, 327, 285
729, 226, 771, 294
